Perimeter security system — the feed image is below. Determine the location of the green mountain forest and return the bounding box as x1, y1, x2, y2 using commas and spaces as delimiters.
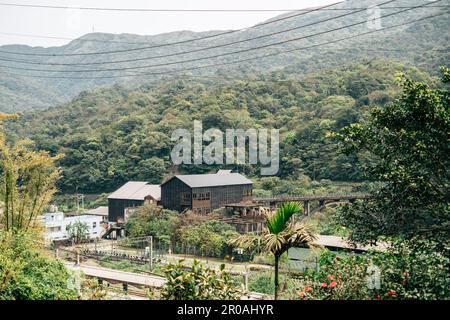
1, 0, 449, 195
0, 0, 448, 112
6, 59, 441, 194
0, 0, 449, 302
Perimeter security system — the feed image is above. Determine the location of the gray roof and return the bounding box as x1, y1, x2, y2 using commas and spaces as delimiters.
168, 173, 252, 188
108, 182, 161, 201
86, 206, 108, 216
217, 169, 233, 175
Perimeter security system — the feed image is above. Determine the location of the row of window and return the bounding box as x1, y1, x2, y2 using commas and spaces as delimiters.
193, 192, 211, 200
182, 190, 252, 201
182, 192, 211, 201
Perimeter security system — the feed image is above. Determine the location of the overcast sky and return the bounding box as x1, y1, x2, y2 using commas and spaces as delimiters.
0, 0, 338, 47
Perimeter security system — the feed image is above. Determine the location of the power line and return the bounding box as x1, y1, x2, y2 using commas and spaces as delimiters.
0, 0, 399, 66
1, 46, 446, 71
0, 0, 439, 74
0, 1, 345, 57
0, 3, 448, 47
4, 1, 447, 60
2, 11, 445, 80
0, 0, 404, 70
3, 0, 447, 70
1, 10, 446, 80
0, 2, 447, 12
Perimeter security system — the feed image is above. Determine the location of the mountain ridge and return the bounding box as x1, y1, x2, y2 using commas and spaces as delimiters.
0, 0, 448, 112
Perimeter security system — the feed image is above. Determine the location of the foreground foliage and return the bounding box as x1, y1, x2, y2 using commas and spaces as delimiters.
336, 68, 450, 244
0, 114, 62, 233
162, 260, 241, 300
0, 231, 78, 300
298, 239, 449, 300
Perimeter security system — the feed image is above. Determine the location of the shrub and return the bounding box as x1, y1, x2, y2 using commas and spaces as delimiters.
162, 260, 242, 300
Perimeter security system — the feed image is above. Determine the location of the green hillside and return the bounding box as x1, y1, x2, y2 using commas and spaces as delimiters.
0, 0, 448, 111
7, 59, 439, 193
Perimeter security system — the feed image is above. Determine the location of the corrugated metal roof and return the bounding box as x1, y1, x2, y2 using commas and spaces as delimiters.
108, 182, 161, 201
171, 173, 252, 188
86, 206, 108, 216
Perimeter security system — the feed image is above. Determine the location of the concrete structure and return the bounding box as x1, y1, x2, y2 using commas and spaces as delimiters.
254, 193, 370, 216
65, 262, 167, 288
161, 171, 253, 213
44, 211, 103, 242
108, 182, 161, 223
313, 235, 388, 252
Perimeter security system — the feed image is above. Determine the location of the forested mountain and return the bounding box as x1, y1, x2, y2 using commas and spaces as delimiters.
0, 0, 448, 111
7, 59, 438, 193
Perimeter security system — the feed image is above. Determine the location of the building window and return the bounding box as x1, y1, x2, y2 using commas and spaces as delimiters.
195, 192, 210, 201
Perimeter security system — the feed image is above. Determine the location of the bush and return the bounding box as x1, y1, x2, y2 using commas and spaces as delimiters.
162, 260, 242, 300
178, 221, 239, 258
297, 239, 450, 300
124, 204, 180, 245
249, 271, 295, 296
0, 231, 78, 300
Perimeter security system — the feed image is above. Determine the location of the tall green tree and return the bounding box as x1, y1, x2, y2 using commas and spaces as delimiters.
229, 202, 316, 300
0, 114, 63, 233
67, 221, 89, 244
0, 114, 78, 300
336, 68, 450, 244
0, 225, 78, 300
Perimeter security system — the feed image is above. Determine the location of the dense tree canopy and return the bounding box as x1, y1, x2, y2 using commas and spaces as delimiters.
336, 67, 450, 244
6, 61, 433, 194
124, 204, 180, 245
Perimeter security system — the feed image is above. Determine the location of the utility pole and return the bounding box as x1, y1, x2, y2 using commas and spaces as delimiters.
76, 194, 85, 212
244, 264, 249, 293
148, 236, 154, 271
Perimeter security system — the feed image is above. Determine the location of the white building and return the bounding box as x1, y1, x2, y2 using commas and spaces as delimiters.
85, 206, 109, 223
44, 211, 104, 242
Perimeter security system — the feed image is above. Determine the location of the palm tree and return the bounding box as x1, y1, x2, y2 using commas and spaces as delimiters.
229, 202, 316, 300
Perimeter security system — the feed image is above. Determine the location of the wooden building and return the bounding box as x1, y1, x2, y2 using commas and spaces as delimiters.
161, 172, 253, 213
108, 182, 161, 223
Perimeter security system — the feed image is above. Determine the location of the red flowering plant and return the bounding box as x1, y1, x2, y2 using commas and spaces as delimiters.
370, 239, 449, 300
296, 250, 375, 300
295, 238, 450, 300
